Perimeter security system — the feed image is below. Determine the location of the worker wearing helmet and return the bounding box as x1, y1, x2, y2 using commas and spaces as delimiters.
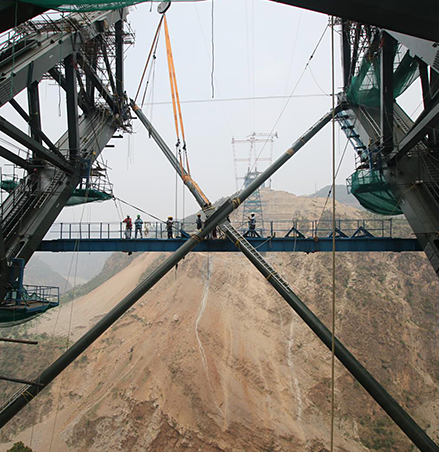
166, 216, 174, 239
123, 215, 132, 239
245, 213, 257, 238
196, 213, 203, 231
134, 214, 143, 239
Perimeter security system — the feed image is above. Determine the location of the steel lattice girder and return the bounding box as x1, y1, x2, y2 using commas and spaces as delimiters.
0, 8, 126, 108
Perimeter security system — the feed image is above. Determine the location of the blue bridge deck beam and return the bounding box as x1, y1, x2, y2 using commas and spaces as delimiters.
37, 237, 422, 253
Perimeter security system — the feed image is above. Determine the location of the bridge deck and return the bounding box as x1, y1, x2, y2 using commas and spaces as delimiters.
37, 237, 422, 253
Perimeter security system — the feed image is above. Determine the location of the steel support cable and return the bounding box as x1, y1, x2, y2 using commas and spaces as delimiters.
48, 192, 89, 452
141, 38, 159, 108
241, 24, 329, 191
134, 15, 164, 103
131, 102, 439, 452
114, 196, 181, 233
315, 116, 356, 232
330, 16, 336, 452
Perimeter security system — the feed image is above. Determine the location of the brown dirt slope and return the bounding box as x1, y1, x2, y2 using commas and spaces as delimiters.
1, 189, 438, 452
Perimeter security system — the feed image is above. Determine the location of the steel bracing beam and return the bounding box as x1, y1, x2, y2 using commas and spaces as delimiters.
48, 67, 89, 114
0, 145, 32, 172
99, 37, 117, 95
341, 20, 351, 88
115, 19, 124, 99
9, 98, 58, 155
387, 99, 439, 162
132, 102, 438, 452
27, 82, 42, 146
0, 116, 72, 173
418, 60, 437, 147
77, 53, 117, 112
380, 32, 395, 155
269, 0, 439, 42
0, 224, 8, 298
86, 40, 99, 107
64, 54, 80, 163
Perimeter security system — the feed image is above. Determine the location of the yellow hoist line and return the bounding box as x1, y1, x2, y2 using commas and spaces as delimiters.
134, 13, 209, 205
163, 14, 191, 177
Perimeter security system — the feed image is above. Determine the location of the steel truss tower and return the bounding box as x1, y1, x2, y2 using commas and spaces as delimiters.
232, 132, 277, 235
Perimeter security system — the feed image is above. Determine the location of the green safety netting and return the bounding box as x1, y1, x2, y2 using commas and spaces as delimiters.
0, 181, 111, 205
346, 44, 419, 107
20, 0, 203, 12
0, 180, 18, 193
347, 169, 403, 216
66, 188, 112, 205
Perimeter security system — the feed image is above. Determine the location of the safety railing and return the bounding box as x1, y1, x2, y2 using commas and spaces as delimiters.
44, 218, 408, 241
4, 285, 59, 307
46, 221, 186, 240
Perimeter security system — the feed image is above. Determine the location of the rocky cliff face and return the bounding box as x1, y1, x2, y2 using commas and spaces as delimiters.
1, 189, 438, 452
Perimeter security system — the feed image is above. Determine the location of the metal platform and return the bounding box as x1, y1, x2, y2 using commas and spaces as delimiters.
37, 236, 422, 253
36, 219, 421, 253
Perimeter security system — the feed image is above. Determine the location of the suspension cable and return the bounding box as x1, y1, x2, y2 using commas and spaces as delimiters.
330, 15, 336, 452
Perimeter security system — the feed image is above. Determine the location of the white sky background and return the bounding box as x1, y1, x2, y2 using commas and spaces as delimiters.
0, 0, 423, 225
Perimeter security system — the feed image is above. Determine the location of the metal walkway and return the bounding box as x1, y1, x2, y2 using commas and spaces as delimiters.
37, 219, 421, 253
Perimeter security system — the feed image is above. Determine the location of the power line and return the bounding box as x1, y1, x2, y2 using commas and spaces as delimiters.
141, 93, 329, 106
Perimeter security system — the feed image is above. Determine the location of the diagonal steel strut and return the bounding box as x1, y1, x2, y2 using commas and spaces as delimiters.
131, 100, 439, 452
0, 112, 319, 427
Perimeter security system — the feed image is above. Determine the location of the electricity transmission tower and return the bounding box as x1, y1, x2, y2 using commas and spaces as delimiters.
232, 132, 277, 234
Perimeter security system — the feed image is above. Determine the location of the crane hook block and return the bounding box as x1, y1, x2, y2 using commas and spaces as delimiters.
158, 2, 171, 14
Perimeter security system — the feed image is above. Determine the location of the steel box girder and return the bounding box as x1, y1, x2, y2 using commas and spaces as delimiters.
37, 237, 422, 253
269, 0, 439, 42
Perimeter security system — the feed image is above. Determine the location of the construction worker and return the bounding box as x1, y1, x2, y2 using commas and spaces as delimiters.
166, 216, 174, 239
134, 214, 143, 238
123, 215, 132, 239
196, 213, 203, 230
248, 213, 256, 238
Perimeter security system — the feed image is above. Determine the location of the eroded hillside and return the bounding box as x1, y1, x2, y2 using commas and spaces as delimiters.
1, 190, 438, 452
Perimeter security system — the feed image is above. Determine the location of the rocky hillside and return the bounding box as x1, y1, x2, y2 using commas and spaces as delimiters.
306, 184, 362, 210
24, 256, 72, 294
1, 189, 438, 452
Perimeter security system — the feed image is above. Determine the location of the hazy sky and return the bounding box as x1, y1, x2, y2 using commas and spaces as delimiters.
0, 0, 422, 227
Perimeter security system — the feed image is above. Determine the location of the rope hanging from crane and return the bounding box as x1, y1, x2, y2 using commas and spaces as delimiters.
134, 13, 191, 179
133, 13, 210, 208
163, 14, 191, 178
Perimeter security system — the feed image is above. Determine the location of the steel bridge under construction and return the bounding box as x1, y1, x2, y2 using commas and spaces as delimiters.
0, 2, 439, 452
